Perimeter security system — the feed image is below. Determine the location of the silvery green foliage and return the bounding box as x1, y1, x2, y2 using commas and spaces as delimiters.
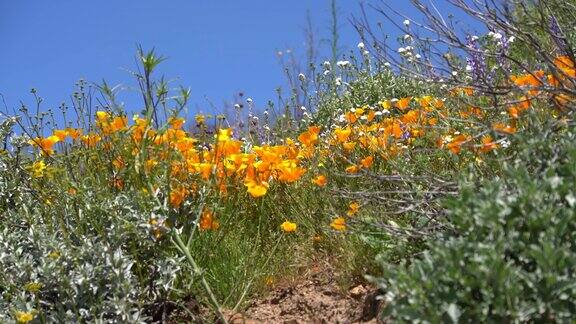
0, 225, 144, 322
0, 145, 181, 322
373, 127, 576, 322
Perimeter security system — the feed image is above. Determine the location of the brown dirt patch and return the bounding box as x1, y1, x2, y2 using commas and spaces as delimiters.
224, 264, 381, 323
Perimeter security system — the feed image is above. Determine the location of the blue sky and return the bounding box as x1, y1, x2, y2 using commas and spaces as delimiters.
1, 1, 471, 120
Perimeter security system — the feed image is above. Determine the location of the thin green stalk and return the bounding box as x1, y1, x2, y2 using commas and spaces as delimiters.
172, 231, 228, 324
231, 233, 284, 313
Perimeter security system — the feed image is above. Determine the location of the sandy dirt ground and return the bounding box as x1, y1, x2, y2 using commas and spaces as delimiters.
223, 265, 382, 324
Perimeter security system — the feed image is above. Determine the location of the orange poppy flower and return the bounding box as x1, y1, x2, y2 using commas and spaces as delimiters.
330, 217, 347, 231
312, 175, 328, 187
395, 97, 412, 111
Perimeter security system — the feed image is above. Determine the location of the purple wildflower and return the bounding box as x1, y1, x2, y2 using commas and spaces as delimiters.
466, 35, 489, 85
494, 31, 512, 73
549, 16, 567, 54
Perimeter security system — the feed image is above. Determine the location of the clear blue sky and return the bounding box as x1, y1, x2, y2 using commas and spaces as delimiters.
1, 1, 471, 120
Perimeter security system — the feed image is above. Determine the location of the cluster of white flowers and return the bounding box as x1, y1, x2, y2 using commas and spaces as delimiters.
358, 42, 370, 57
488, 31, 515, 46
487, 31, 502, 40
398, 46, 421, 61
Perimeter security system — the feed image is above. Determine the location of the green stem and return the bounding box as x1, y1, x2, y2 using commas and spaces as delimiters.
231, 234, 284, 313
172, 231, 228, 324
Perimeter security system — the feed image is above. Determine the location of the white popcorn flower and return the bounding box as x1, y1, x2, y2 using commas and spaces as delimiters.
384, 62, 391, 67
403, 19, 410, 26
415, 54, 421, 59
300, 106, 307, 111
398, 47, 406, 53
323, 61, 331, 69
335, 77, 342, 86
403, 34, 413, 41
234, 103, 241, 109
452, 71, 458, 76
357, 42, 365, 50
246, 98, 253, 104
488, 31, 502, 40
298, 73, 306, 81
466, 64, 473, 72
323, 70, 331, 76
363, 50, 370, 56
508, 36, 515, 43
337, 60, 350, 67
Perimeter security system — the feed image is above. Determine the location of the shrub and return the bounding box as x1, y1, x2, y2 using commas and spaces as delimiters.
372, 123, 576, 322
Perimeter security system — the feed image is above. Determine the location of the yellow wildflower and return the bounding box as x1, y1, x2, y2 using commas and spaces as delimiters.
31, 160, 47, 178
330, 217, 347, 231
347, 202, 360, 216
280, 221, 297, 233
47, 250, 60, 259
96, 111, 111, 122
15, 310, 36, 324
24, 282, 42, 293
195, 114, 206, 125
245, 180, 269, 198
